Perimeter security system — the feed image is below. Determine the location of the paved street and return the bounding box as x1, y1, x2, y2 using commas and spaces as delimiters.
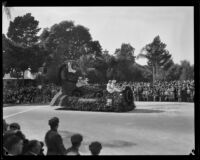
3, 102, 194, 155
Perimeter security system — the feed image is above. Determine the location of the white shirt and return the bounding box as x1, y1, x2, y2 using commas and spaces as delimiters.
107, 83, 114, 93
68, 62, 76, 73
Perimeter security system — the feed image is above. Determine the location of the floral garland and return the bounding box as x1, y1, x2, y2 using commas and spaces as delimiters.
61, 90, 135, 112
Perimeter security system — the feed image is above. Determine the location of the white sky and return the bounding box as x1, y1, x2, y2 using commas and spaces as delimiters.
2, 7, 194, 65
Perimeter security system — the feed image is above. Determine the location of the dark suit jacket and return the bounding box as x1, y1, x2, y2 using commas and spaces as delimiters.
45, 129, 67, 155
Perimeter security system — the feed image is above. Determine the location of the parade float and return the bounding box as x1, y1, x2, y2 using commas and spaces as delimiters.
50, 61, 136, 112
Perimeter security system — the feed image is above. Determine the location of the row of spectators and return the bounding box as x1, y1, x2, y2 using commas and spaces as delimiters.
3, 118, 102, 156
116, 80, 194, 102
3, 80, 194, 104
3, 84, 60, 104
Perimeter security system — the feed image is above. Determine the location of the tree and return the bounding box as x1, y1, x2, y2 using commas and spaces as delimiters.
86, 40, 102, 56
137, 35, 172, 83
3, 12, 46, 78
40, 21, 93, 61
112, 43, 136, 81
115, 43, 135, 62
40, 20, 102, 83
3, 34, 29, 78
7, 13, 41, 47
166, 64, 182, 81
179, 60, 194, 80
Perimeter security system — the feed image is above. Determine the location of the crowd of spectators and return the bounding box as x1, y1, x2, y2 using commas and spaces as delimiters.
3, 118, 102, 156
3, 83, 60, 105
3, 80, 194, 105
115, 80, 194, 102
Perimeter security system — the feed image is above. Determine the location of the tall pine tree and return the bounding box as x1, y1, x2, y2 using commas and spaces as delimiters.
137, 36, 172, 83
7, 13, 41, 47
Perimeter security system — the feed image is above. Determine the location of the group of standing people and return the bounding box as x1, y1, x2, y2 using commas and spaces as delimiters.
112, 80, 194, 102
3, 118, 102, 156
3, 84, 59, 105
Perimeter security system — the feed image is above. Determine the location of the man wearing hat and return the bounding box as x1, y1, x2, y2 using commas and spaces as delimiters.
45, 117, 67, 155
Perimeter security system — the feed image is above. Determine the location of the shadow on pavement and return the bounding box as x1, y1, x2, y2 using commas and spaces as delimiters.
56, 107, 164, 113
102, 140, 137, 148
128, 108, 165, 113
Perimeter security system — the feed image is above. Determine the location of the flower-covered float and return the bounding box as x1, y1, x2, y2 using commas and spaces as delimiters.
50, 61, 136, 112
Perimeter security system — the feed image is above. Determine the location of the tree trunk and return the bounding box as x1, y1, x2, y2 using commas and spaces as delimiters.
22, 70, 25, 86
152, 66, 155, 84
22, 71, 25, 80
154, 63, 157, 82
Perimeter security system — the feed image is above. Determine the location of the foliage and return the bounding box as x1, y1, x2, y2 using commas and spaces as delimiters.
3, 34, 28, 78
60, 89, 135, 112
164, 60, 193, 81
3, 13, 45, 78
3, 33, 47, 78
40, 21, 103, 83
137, 35, 172, 83
7, 13, 41, 47
165, 64, 182, 81
115, 43, 136, 62
179, 60, 194, 80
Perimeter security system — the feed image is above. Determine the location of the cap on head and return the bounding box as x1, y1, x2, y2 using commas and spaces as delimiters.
48, 117, 59, 127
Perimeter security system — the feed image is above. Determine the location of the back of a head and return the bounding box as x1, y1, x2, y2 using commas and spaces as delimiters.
4, 135, 22, 152
27, 140, 38, 150
3, 131, 16, 146
15, 130, 26, 140
48, 117, 59, 129
26, 140, 41, 154
71, 134, 83, 147
89, 141, 102, 155
9, 123, 20, 130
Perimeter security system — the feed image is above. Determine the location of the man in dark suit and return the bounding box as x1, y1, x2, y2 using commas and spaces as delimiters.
44, 117, 67, 155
